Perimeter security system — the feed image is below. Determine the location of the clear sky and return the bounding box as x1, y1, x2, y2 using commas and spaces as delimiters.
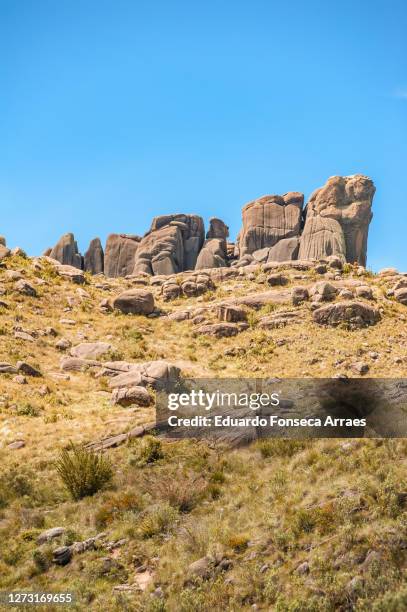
1, 0, 406, 270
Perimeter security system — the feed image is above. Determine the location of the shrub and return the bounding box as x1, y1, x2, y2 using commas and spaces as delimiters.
146, 471, 207, 513
225, 533, 250, 552
130, 436, 163, 467
257, 439, 306, 458
55, 443, 113, 500
95, 491, 142, 528
139, 503, 178, 538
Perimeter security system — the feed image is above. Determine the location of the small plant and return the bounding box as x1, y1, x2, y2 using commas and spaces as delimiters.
17, 403, 42, 417
139, 503, 178, 538
130, 436, 163, 467
146, 471, 207, 512
95, 491, 142, 528
225, 533, 250, 552
55, 443, 113, 500
257, 439, 306, 458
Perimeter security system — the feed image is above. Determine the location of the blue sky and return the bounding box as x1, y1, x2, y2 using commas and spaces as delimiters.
1, 0, 406, 270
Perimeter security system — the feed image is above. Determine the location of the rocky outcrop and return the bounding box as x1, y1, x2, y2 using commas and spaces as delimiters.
104, 234, 141, 278
50, 233, 83, 269
133, 214, 205, 276
84, 238, 104, 274
195, 218, 229, 269
238, 192, 304, 258
299, 175, 374, 265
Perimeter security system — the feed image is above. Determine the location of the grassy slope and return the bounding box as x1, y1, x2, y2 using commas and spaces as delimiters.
0, 255, 406, 611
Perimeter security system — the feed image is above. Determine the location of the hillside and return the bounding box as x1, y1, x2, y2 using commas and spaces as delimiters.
0, 251, 406, 611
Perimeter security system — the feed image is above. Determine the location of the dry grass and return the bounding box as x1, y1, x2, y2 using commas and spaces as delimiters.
0, 255, 406, 609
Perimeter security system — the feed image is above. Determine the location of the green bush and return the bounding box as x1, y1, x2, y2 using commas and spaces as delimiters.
56, 443, 113, 500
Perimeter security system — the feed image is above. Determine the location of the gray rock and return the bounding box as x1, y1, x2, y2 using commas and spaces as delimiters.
267, 273, 289, 287
216, 304, 247, 323
0, 362, 18, 374
0, 244, 11, 261
206, 217, 229, 240
239, 192, 303, 257
53, 546, 72, 566
395, 288, 407, 305
104, 234, 141, 278
84, 237, 104, 274
310, 281, 337, 302
56, 338, 72, 351
299, 175, 375, 265
55, 264, 85, 284
50, 233, 83, 269
8, 439, 25, 449
60, 357, 100, 372
291, 286, 309, 306
70, 342, 113, 360
355, 285, 373, 300
108, 360, 180, 391
351, 361, 369, 375
16, 361, 42, 377
195, 238, 227, 270
295, 561, 310, 575
111, 386, 151, 407
112, 289, 155, 315
14, 279, 37, 297
37, 527, 66, 544
267, 236, 300, 262
313, 300, 380, 329
195, 322, 241, 338
134, 214, 204, 275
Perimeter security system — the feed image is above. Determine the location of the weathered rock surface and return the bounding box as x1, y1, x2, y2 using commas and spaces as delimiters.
14, 279, 37, 296
84, 237, 104, 274
216, 304, 247, 322
111, 386, 151, 407
395, 288, 407, 305
299, 175, 374, 265
70, 342, 113, 360
112, 289, 155, 315
133, 214, 205, 275
195, 322, 242, 337
238, 192, 304, 257
50, 233, 83, 269
195, 238, 228, 269
104, 234, 141, 278
107, 360, 180, 390
0, 244, 11, 261
55, 264, 85, 284
313, 300, 380, 329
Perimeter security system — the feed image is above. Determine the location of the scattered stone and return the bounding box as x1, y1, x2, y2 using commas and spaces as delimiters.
60, 357, 100, 372
313, 301, 380, 329
195, 322, 241, 338
395, 288, 407, 305
7, 439, 25, 449
56, 338, 72, 351
111, 386, 151, 407
259, 310, 302, 329
168, 310, 190, 322
351, 362, 369, 375
14, 279, 37, 297
37, 527, 66, 544
267, 273, 288, 287
291, 286, 309, 306
216, 304, 247, 323
295, 561, 310, 575
55, 264, 85, 284
310, 281, 337, 302
53, 546, 72, 566
355, 285, 373, 300
14, 331, 35, 342
378, 267, 398, 276
13, 375, 27, 385
107, 360, 180, 391
338, 288, 353, 299
59, 318, 76, 325
70, 342, 113, 360
0, 362, 18, 374
113, 289, 155, 315
16, 361, 42, 377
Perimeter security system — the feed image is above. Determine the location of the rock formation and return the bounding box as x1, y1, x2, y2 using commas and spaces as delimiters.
298, 175, 374, 265
133, 214, 205, 276
104, 234, 141, 278
41, 174, 375, 277
50, 233, 83, 269
238, 192, 304, 258
84, 238, 104, 274
195, 218, 229, 269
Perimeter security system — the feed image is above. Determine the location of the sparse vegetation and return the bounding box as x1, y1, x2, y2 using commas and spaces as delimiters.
55, 443, 113, 500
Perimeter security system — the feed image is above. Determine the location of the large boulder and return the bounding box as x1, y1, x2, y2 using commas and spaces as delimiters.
50, 233, 83, 269
238, 192, 303, 257
112, 289, 155, 315
133, 214, 205, 275
84, 237, 104, 274
104, 234, 141, 278
206, 217, 229, 240
313, 300, 380, 329
267, 236, 300, 262
0, 244, 10, 261
70, 342, 113, 360
107, 360, 180, 390
195, 238, 227, 269
299, 175, 375, 265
